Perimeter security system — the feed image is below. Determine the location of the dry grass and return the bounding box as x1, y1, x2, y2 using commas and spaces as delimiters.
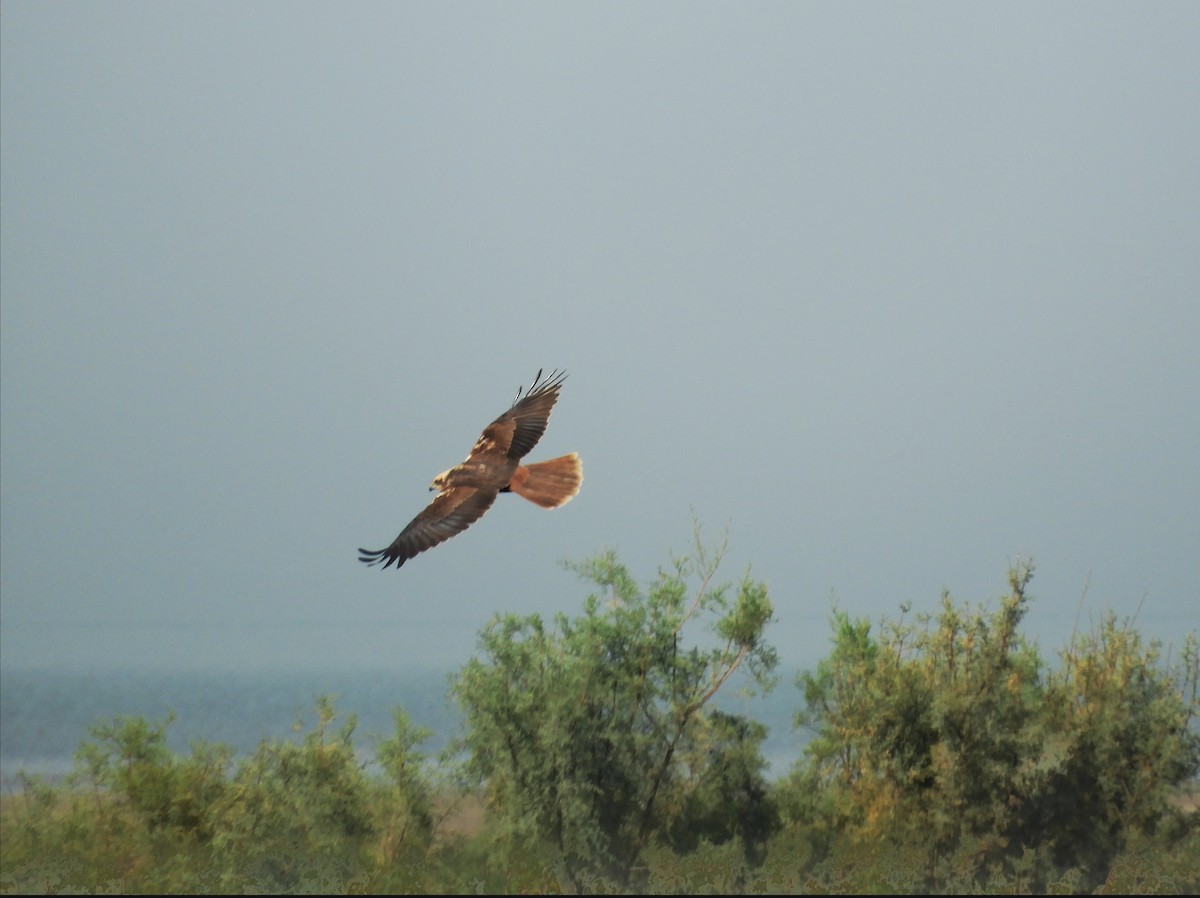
1169, 780, 1200, 816
432, 788, 487, 843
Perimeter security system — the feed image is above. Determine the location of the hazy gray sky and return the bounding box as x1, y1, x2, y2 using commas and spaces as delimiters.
2, 2, 1197, 673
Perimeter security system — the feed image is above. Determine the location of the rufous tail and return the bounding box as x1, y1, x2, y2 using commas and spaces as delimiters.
508, 453, 583, 508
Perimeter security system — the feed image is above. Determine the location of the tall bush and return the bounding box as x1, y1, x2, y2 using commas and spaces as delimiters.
452, 531, 778, 893
788, 562, 1199, 891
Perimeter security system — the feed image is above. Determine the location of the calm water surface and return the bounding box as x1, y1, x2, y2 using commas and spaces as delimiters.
1, 666, 806, 787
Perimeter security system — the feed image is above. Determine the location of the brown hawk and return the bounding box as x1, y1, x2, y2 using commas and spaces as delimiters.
358, 369, 582, 570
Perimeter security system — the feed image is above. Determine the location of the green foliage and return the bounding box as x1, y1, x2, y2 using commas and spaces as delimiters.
781, 561, 1200, 892
663, 710, 779, 868
1, 771, 132, 893
365, 707, 443, 891
207, 696, 375, 891
0, 698, 438, 894
3, 544, 1198, 894
72, 713, 233, 843
1031, 615, 1200, 889
451, 529, 779, 892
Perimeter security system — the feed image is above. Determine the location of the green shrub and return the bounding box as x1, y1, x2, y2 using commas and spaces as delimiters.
452, 531, 779, 893
206, 696, 373, 891
4, 549, 1197, 894
781, 561, 1200, 892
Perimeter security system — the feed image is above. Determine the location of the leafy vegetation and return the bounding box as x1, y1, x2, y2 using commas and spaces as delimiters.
453, 532, 777, 891
2, 540, 1197, 894
779, 560, 1200, 893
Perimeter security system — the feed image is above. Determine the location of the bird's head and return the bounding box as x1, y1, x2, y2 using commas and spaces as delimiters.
429, 469, 452, 492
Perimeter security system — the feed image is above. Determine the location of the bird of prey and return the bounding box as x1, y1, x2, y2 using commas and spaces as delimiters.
358, 369, 582, 570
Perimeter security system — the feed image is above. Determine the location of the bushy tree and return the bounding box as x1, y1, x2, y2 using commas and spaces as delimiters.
73, 714, 232, 843
663, 709, 779, 867
0, 698, 461, 894
48, 714, 234, 891
367, 707, 442, 890
452, 530, 778, 893
785, 562, 1200, 891
1031, 613, 1200, 889
209, 696, 375, 891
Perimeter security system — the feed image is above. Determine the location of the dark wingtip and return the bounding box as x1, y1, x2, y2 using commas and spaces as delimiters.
358, 547, 406, 570
515, 367, 568, 404
358, 548, 382, 564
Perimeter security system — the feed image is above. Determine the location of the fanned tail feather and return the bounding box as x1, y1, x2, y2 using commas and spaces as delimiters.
508, 453, 583, 508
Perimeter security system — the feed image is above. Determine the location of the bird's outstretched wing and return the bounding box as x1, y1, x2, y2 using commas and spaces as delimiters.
358, 487, 498, 570
469, 368, 567, 465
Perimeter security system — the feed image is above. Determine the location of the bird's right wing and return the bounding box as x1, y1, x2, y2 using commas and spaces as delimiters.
358, 487, 498, 570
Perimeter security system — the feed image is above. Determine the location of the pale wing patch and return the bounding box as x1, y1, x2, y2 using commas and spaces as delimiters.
470, 420, 515, 460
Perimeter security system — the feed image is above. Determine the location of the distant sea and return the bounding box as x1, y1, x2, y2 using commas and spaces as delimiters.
0, 667, 807, 789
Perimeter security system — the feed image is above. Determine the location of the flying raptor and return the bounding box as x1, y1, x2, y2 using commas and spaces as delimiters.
358, 369, 582, 570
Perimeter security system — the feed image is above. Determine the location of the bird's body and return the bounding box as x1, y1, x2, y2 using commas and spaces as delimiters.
358, 369, 582, 570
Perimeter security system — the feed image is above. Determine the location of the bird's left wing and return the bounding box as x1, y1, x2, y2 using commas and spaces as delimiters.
479, 368, 568, 463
